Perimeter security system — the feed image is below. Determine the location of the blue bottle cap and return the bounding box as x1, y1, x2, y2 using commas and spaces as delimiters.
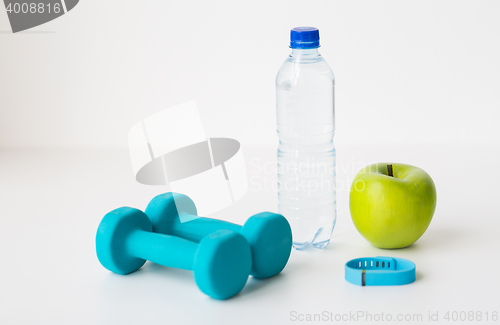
290, 27, 320, 49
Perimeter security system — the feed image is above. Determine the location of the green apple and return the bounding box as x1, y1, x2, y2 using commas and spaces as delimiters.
349, 163, 437, 249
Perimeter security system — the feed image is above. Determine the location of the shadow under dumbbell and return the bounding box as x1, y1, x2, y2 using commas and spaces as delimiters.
142, 262, 195, 282
146, 261, 286, 299
238, 273, 286, 296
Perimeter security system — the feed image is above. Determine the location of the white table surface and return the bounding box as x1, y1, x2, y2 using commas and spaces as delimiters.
1, 144, 499, 324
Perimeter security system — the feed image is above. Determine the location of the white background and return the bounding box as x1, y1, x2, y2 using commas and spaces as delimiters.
1, 0, 500, 148
1, 1, 500, 324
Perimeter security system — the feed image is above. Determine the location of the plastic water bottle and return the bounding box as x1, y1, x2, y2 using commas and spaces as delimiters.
276, 27, 336, 250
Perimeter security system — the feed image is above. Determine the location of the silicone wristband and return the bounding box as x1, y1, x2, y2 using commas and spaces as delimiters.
345, 256, 416, 286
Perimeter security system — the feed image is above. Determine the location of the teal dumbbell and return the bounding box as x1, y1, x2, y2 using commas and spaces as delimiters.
95, 207, 251, 300
145, 192, 293, 279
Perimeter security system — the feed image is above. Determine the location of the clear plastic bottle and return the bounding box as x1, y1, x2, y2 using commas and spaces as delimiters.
276, 27, 336, 250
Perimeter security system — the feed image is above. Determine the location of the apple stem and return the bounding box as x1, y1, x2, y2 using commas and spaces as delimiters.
387, 164, 393, 177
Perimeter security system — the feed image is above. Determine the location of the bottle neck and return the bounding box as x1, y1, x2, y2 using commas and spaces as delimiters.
290, 48, 320, 58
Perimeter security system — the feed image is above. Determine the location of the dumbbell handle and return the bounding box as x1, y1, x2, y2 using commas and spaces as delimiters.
171, 213, 242, 243
127, 230, 198, 270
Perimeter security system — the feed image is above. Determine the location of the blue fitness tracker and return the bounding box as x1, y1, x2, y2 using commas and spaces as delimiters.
345, 256, 416, 286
